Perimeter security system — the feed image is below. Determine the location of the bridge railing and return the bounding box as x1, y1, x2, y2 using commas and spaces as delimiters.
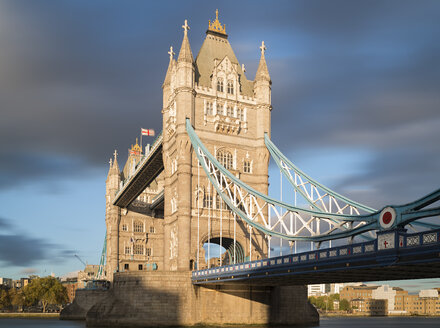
192, 228, 440, 281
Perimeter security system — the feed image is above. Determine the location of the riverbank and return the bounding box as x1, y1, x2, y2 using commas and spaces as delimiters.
321, 312, 440, 318
0, 313, 60, 318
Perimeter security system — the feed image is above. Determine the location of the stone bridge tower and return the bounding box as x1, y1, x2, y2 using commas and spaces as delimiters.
162, 11, 271, 271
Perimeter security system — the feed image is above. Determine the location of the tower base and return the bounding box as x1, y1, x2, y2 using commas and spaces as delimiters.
81, 271, 318, 326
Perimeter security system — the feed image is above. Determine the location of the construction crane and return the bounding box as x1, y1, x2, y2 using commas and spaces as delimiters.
74, 254, 87, 267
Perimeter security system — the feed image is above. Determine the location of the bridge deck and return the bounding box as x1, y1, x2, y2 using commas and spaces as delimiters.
113, 133, 163, 208
192, 228, 440, 286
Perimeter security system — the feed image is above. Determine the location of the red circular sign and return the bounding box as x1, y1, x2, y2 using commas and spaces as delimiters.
382, 211, 392, 225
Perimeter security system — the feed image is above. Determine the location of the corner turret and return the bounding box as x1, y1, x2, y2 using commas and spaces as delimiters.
254, 41, 272, 105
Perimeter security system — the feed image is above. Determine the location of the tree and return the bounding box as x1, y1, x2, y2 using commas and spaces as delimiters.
9, 289, 25, 312
0, 289, 11, 310
23, 277, 68, 312
339, 298, 351, 312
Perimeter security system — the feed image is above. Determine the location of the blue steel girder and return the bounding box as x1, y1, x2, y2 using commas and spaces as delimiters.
264, 133, 376, 214
186, 119, 440, 242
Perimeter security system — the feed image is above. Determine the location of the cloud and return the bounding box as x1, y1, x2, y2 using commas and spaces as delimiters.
0, 0, 438, 206
19, 267, 38, 275
0, 217, 11, 229
0, 217, 76, 267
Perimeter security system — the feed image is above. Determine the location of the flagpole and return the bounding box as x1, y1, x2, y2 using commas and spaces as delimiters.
140, 129, 143, 156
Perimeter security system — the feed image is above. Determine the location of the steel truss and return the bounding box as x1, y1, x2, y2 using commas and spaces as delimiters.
186, 119, 440, 243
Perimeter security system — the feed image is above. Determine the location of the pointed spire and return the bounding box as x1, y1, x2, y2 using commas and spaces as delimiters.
177, 19, 193, 63
255, 41, 271, 82
112, 149, 119, 171
163, 46, 175, 86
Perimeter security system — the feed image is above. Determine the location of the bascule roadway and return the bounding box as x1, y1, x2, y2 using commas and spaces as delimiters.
192, 228, 440, 286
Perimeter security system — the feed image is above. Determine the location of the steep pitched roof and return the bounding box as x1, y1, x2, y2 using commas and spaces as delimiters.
255, 52, 271, 82
195, 32, 254, 97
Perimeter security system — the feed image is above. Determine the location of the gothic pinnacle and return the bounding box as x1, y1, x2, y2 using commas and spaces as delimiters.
255, 41, 271, 82
177, 19, 194, 63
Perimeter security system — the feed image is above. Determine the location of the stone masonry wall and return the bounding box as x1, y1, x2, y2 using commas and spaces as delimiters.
85, 271, 318, 327
60, 289, 108, 321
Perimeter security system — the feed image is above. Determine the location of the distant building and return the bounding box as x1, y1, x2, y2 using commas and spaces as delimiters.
419, 289, 439, 299
340, 284, 378, 301
372, 285, 407, 313
308, 284, 330, 296
351, 299, 387, 316
61, 277, 79, 303
0, 277, 12, 288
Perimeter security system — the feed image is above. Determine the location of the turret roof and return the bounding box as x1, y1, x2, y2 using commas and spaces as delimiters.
177, 20, 193, 63
195, 13, 254, 97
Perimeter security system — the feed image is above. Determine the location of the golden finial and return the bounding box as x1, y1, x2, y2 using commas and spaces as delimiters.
130, 138, 142, 154
208, 9, 226, 35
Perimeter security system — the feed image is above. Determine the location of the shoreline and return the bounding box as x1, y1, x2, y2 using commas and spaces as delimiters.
0, 313, 60, 318
321, 312, 440, 318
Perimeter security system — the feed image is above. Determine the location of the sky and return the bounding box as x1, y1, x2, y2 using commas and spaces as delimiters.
0, 0, 439, 293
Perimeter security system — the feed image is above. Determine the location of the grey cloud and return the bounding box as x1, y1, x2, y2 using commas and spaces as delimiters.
0, 0, 439, 200
0, 217, 76, 267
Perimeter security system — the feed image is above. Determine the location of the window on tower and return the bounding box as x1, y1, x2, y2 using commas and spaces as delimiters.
122, 224, 128, 232
243, 160, 252, 173
134, 221, 144, 233
217, 79, 224, 92
133, 244, 144, 255
125, 246, 131, 255
217, 150, 234, 170
215, 193, 227, 210
226, 106, 233, 117
206, 101, 213, 115
237, 108, 244, 120
227, 81, 234, 94
203, 194, 213, 208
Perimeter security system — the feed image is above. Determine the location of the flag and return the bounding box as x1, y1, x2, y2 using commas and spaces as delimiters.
141, 128, 155, 136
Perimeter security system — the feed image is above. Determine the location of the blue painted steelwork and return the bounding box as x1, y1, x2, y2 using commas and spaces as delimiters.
192, 228, 440, 285
186, 119, 440, 242
264, 134, 376, 214
96, 231, 107, 279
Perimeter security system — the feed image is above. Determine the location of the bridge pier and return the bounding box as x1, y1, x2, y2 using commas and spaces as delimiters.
84, 271, 318, 327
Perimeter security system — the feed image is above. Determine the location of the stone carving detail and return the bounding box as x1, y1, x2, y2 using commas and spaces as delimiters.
166, 101, 176, 136
423, 232, 437, 244
170, 225, 178, 263
406, 235, 420, 247
353, 246, 362, 254
214, 114, 241, 134
378, 233, 395, 250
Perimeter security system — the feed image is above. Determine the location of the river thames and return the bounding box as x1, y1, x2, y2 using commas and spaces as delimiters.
1, 317, 440, 327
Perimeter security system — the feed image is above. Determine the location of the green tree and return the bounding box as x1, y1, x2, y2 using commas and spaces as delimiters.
9, 289, 25, 312
23, 277, 68, 312
339, 298, 351, 312
0, 289, 11, 310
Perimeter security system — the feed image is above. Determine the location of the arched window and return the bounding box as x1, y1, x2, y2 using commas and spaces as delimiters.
217, 150, 233, 170
227, 81, 234, 94
134, 221, 144, 233
217, 79, 224, 92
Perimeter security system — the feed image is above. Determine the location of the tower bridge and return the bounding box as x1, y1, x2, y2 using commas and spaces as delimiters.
63, 11, 440, 327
